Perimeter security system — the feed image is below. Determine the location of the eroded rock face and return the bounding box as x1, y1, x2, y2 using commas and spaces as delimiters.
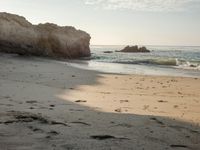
117, 45, 150, 53
0, 12, 91, 58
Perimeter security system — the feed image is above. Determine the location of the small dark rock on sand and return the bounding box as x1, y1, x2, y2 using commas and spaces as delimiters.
75, 100, 87, 103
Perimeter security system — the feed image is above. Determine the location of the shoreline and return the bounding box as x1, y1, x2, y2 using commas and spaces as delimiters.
66, 59, 200, 78
0, 53, 200, 149
2, 52, 200, 78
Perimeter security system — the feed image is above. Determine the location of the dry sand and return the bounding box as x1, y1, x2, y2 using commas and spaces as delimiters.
0, 53, 200, 150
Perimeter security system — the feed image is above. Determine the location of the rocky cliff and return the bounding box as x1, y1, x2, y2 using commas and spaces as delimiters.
0, 12, 91, 58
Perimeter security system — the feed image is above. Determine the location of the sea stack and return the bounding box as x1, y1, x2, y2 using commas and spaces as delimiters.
0, 12, 91, 58
117, 45, 150, 53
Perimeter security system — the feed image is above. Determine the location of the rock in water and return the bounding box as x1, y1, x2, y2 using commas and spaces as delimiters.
117, 45, 150, 53
103, 51, 113, 53
0, 12, 91, 58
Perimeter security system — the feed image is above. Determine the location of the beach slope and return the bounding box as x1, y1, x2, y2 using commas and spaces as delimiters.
0, 54, 200, 150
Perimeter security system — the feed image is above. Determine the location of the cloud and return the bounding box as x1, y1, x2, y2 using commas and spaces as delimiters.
83, 0, 199, 12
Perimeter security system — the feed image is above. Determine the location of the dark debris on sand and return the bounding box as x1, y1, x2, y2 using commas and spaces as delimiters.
0, 111, 70, 127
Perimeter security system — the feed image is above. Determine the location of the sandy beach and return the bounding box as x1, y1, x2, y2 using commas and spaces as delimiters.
0, 53, 200, 150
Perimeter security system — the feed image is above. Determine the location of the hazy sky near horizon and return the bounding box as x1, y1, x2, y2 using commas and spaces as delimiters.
1, 0, 200, 46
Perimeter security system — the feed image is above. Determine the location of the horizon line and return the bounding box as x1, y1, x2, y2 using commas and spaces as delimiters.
90, 44, 200, 47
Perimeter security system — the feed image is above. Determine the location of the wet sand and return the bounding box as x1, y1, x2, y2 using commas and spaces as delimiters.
0, 53, 200, 150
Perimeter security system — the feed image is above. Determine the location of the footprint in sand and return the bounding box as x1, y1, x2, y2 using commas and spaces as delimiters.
110, 123, 133, 128
115, 108, 122, 113
100, 92, 111, 94
143, 105, 149, 110
178, 92, 182, 95
120, 100, 129, 103
170, 145, 188, 148
26, 100, 38, 104
69, 109, 84, 112
174, 105, 179, 108
28, 126, 43, 133
48, 130, 59, 135
90, 135, 129, 140
157, 100, 168, 103
71, 121, 91, 126
150, 117, 164, 125
4, 96, 11, 99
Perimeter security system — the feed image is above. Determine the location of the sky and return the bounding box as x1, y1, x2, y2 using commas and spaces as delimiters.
0, 0, 200, 46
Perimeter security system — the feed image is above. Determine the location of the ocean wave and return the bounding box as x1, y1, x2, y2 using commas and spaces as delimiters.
112, 58, 178, 66
92, 57, 200, 69
175, 59, 200, 70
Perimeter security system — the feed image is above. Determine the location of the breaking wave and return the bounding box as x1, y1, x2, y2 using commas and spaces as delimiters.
92, 56, 200, 70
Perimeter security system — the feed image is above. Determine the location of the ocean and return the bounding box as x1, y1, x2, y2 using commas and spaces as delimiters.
68, 45, 200, 77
